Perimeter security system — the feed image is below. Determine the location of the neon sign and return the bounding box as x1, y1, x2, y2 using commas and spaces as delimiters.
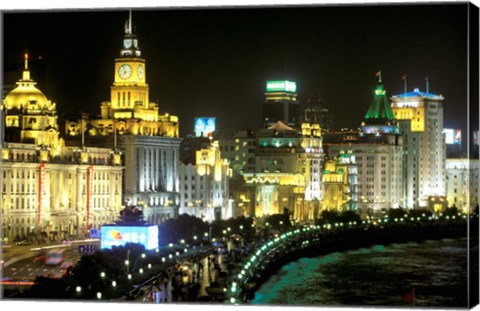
266, 80, 297, 93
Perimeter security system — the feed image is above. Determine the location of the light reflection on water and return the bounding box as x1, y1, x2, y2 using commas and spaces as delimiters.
251, 238, 468, 307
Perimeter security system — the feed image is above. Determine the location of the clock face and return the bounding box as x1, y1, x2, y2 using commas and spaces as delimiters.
137, 65, 144, 79
118, 64, 132, 79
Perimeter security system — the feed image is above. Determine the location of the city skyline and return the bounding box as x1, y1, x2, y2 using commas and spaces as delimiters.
2, 3, 470, 141
1, 2, 478, 307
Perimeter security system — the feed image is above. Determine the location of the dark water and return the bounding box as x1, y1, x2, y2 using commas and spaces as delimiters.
251, 238, 468, 307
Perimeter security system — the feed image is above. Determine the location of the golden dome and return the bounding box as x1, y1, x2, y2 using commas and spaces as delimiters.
3, 54, 53, 111
4, 83, 50, 110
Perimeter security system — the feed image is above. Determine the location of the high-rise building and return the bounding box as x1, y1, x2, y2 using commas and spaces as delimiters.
64, 13, 182, 223
326, 82, 404, 214
391, 87, 446, 209
263, 80, 300, 128
303, 91, 334, 132
1, 55, 123, 242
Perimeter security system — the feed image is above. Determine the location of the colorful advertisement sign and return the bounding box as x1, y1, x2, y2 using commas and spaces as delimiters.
454, 129, 461, 144
100, 225, 159, 250
444, 129, 461, 145
194, 117, 216, 137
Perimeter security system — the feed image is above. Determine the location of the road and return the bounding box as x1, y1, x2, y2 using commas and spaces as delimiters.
1, 241, 97, 282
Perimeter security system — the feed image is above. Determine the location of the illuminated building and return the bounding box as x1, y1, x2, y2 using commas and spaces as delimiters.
391, 87, 446, 209
64, 13, 182, 223
445, 159, 479, 213
321, 150, 358, 212
303, 92, 334, 132
263, 80, 300, 128
219, 129, 256, 178
225, 121, 323, 222
1, 55, 123, 242
179, 141, 232, 220
180, 135, 211, 165
326, 82, 404, 214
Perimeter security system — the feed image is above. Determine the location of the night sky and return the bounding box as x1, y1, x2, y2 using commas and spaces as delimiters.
2, 3, 470, 138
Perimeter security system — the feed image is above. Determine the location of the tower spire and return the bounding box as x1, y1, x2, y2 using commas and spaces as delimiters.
22, 52, 32, 81
24, 52, 29, 69
125, 9, 132, 34
120, 10, 141, 57
128, 9, 132, 34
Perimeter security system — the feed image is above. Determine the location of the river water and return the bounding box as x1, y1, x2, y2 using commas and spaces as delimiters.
251, 238, 468, 307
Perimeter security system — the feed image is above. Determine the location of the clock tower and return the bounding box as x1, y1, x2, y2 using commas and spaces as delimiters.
109, 11, 151, 118
64, 11, 181, 223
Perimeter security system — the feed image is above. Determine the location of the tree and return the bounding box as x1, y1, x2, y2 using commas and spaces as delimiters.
158, 214, 208, 245
317, 210, 339, 224
117, 205, 146, 224
443, 205, 460, 217
338, 211, 361, 224
388, 208, 408, 220
68, 253, 109, 298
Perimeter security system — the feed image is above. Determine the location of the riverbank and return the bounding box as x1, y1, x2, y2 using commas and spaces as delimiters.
236, 220, 478, 304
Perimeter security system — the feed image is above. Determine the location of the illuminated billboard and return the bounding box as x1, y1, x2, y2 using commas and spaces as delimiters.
100, 225, 159, 250
266, 80, 297, 93
194, 117, 216, 137
444, 129, 461, 145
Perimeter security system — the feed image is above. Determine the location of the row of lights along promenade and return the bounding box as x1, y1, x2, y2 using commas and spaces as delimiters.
63, 209, 476, 303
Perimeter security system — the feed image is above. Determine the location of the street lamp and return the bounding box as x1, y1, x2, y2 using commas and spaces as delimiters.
126, 249, 131, 272
76, 286, 82, 293
96, 292, 102, 299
